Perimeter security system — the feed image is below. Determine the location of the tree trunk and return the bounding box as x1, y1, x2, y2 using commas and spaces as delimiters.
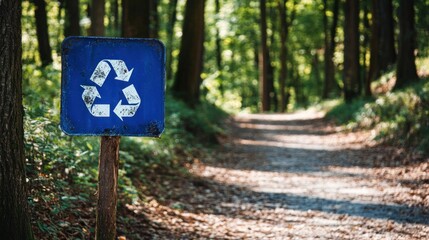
378, 0, 396, 71
109, 0, 119, 33
90, 0, 105, 36
343, 0, 360, 102
64, 0, 81, 37
395, 0, 419, 89
34, 0, 53, 66
0, 0, 34, 239
172, 0, 206, 107
150, 0, 159, 38
259, 0, 270, 112
122, 0, 150, 38
166, 0, 179, 81
368, 0, 396, 84
215, 0, 223, 95
278, 0, 288, 112
362, 1, 371, 97
268, 6, 278, 112
322, 0, 339, 99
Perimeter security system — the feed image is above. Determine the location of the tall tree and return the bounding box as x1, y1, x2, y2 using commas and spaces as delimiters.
395, 0, 419, 89
122, 0, 151, 38
33, 0, 53, 66
90, 0, 105, 36
109, 0, 119, 33
368, 0, 396, 84
267, 5, 278, 111
259, 0, 270, 111
166, 0, 179, 80
322, 0, 339, 99
278, 0, 288, 112
0, 0, 34, 239
215, 0, 223, 94
362, 1, 371, 96
172, 0, 206, 107
343, 0, 360, 102
150, 0, 159, 38
64, 0, 81, 37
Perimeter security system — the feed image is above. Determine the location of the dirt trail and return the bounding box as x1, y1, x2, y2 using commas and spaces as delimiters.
130, 110, 429, 239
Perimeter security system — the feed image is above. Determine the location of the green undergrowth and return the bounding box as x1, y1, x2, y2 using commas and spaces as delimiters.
23, 64, 228, 238
326, 78, 429, 154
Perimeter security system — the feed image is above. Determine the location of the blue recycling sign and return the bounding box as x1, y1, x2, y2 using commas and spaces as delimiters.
60, 37, 165, 136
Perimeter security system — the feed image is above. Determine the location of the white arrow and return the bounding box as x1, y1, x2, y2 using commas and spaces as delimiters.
107, 60, 134, 82
113, 100, 140, 121
122, 84, 140, 104
81, 85, 110, 117
90, 104, 110, 117
81, 85, 100, 109
89, 61, 111, 87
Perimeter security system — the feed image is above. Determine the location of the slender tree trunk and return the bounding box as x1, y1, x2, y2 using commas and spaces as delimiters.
278, 0, 288, 112
166, 0, 179, 81
343, 0, 360, 102
312, 52, 322, 97
268, 6, 278, 112
362, 1, 371, 97
368, 0, 396, 84
259, 0, 269, 112
172, 0, 206, 107
0, 1, 34, 239
122, 0, 150, 38
110, 0, 119, 33
215, 0, 224, 95
90, 0, 105, 36
34, 0, 53, 66
395, 0, 418, 89
150, 0, 159, 38
379, 0, 396, 70
64, 0, 81, 37
322, 0, 339, 99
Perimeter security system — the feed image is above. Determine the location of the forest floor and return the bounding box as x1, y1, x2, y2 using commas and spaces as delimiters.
119, 110, 429, 239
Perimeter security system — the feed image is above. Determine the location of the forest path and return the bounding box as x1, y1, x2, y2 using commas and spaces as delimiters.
134, 110, 429, 239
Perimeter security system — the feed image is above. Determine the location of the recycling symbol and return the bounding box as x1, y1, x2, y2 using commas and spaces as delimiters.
81, 59, 141, 121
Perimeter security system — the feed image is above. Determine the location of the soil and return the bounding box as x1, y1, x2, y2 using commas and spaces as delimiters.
119, 110, 429, 239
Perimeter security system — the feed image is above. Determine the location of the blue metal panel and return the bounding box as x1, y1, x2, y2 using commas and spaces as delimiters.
61, 37, 165, 137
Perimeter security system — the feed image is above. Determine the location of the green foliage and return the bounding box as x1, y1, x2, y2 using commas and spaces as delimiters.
327, 78, 429, 153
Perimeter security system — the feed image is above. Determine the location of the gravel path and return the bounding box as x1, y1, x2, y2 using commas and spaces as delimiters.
126, 110, 429, 239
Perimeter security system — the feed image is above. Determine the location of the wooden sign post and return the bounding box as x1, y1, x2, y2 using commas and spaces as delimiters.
96, 136, 120, 240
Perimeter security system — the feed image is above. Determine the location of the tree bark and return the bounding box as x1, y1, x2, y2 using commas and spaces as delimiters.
64, 0, 81, 37
150, 0, 159, 38
322, 0, 339, 99
368, 0, 396, 84
95, 137, 120, 240
90, 0, 105, 36
172, 0, 206, 107
259, 0, 270, 112
110, 0, 119, 32
278, 0, 288, 112
395, 0, 419, 89
122, 0, 150, 38
166, 0, 179, 81
0, 0, 34, 239
343, 0, 360, 102
215, 0, 223, 95
362, 1, 371, 97
34, 0, 53, 66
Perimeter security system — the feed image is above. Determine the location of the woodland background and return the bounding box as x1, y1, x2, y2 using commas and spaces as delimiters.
0, 0, 429, 238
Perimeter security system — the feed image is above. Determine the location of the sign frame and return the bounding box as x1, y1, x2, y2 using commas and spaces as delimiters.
60, 36, 165, 137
